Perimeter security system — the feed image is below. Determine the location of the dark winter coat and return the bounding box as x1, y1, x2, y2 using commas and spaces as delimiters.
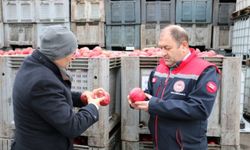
12, 50, 99, 150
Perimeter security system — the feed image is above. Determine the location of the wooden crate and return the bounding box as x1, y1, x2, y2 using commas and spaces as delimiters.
35, 22, 70, 48
178, 24, 212, 48
0, 56, 121, 148
2, 0, 35, 23
71, 22, 105, 47
71, 0, 105, 22
4, 23, 35, 47
121, 56, 241, 147
140, 23, 169, 49
35, 0, 69, 23
176, 0, 212, 24
105, 0, 140, 25
105, 25, 140, 50
213, 26, 233, 49
213, 2, 235, 25
141, 0, 175, 24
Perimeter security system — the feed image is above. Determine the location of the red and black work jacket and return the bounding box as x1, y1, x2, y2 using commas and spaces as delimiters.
146, 48, 221, 150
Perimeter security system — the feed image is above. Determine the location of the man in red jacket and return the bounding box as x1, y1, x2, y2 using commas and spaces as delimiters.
129, 25, 221, 150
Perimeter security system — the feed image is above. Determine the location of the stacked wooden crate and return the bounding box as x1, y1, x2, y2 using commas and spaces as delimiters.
35, 0, 70, 48
71, 0, 105, 47
212, 1, 235, 50
2, 0, 70, 48
140, 0, 175, 49
105, 0, 141, 50
2, 0, 36, 47
176, 0, 213, 48
121, 56, 241, 150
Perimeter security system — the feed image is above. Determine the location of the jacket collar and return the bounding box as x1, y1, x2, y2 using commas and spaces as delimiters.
157, 48, 197, 73
32, 50, 63, 80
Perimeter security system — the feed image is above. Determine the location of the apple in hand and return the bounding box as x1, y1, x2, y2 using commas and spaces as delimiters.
129, 87, 146, 103
93, 90, 111, 106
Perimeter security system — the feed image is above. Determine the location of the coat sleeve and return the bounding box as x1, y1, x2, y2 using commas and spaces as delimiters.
144, 69, 155, 95
71, 91, 86, 107
148, 66, 221, 120
30, 79, 99, 138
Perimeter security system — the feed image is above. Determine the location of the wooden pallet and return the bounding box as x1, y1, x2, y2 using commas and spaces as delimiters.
232, 6, 250, 20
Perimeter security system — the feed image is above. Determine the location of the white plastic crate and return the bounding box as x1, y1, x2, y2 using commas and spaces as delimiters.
71, 22, 105, 47
71, 0, 105, 22
121, 57, 241, 147
236, 0, 250, 11
178, 24, 212, 48
232, 17, 250, 58
35, 22, 70, 48
4, 23, 35, 47
35, 0, 69, 23
2, 0, 35, 23
213, 26, 233, 49
0, 23, 4, 48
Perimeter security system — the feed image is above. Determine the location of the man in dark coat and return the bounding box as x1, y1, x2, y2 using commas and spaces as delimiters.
11, 25, 106, 150
129, 25, 221, 150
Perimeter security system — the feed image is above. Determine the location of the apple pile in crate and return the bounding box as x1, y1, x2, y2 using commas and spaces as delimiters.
0, 47, 224, 58
0, 47, 34, 56
195, 49, 224, 58
73, 46, 129, 58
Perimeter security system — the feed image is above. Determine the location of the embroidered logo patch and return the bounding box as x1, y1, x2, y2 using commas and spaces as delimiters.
206, 81, 217, 93
173, 80, 185, 92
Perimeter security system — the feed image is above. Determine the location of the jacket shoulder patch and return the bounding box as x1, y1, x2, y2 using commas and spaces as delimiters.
206, 81, 217, 93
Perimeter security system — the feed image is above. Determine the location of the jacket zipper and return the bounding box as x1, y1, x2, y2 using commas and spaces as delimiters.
154, 72, 170, 150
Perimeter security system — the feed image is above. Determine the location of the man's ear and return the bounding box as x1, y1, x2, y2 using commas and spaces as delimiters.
181, 41, 189, 49
180, 41, 189, 53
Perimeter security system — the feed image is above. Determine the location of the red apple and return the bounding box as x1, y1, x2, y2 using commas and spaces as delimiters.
129, 87, 146, 103
80, 93, 88, 105
93, 90, 110, 106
